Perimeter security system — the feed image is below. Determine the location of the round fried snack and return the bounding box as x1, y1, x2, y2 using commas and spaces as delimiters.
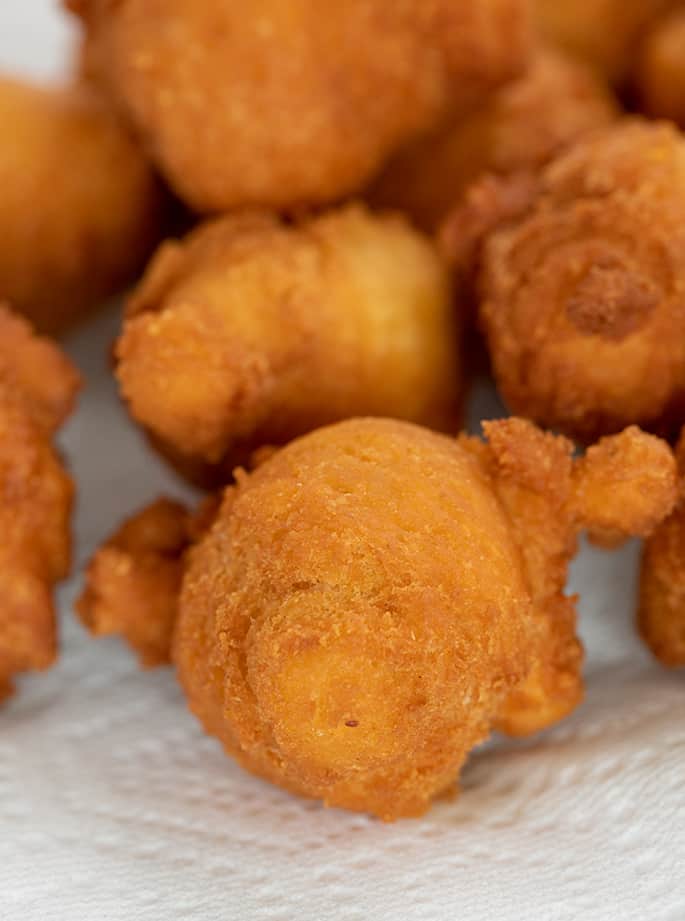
534, 0, 678, 86
79, 418, 676, 818
449, 119, 685, 441
66, 0, 532, 213
369, 48, 617, 232
0, 75, 165, 335
635, 8, 685, 128
639, 429, 685, 666
116, 205, 461, 486
0, 305, 80, 702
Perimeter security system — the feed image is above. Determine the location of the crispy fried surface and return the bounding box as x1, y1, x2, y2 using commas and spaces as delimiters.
639, 430, 685, 666
467, 119, 685, 440
635, 8, 685, 128
116, 205, 461, 485
77, 499, 192, 667
369, 48, 617, 231
68, 0, 531, 212
175, 419, 539, 820
81, 417, 674, 817
0, 306, 80, 701
534, 0, 678, 85
0, 75, 164, 334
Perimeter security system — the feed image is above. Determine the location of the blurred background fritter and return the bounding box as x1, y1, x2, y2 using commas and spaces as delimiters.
369, 47, 618, 232
0, 75, 165, 335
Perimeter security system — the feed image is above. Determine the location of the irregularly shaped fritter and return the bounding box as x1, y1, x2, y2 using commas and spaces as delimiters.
442, 119, 685, 441
369, 47, 617, 232
116, 205, 461, 485
0, 305, 80, 701
66, 0, 532, 212
639, 429, 685, 666
79, 418, 676, 818
0, 75, 164, 335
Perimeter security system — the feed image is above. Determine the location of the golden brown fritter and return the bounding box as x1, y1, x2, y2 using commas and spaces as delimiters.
79, 418, 675, 818
442, 119, 685, 441
534, 0, 678, 86
635, 7, 685, 128
369, 48, 617, 232
0, 75, 165, 335
639, 429, 685, 666
0, 305, 80, 701
116, 205, 461, 486
66, 0, 532, 213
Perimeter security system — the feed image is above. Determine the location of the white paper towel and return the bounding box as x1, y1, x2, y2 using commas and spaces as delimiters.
1, 7, 684, 920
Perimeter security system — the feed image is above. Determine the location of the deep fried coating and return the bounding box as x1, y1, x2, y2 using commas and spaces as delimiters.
67, 0, 531, 213
116, 205, 461, 485
639, 429, 685, 666
369, 48, 617, 232
77, 495, 219, 666
534, 0, 678, 85
0, 75, 164, 335
77, 499, 192, 667
0, 305, 80, 701
443, 119, 685, 441
80, 418, 675, 818
635, 8, 685, 128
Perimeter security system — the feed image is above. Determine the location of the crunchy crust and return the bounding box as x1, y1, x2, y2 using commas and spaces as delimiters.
116, 205, 461, 484
0, 305, 80, 700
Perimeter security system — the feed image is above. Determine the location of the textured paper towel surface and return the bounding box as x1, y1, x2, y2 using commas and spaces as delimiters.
2, 7, 684, 920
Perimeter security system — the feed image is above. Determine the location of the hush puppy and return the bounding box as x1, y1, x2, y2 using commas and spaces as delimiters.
369, 48, 617, 232
0, 76, 164, 335
79, 418, 676, 818
0, 306, 80, 701
67, 0, 532, 212
116, 205, 461, 485
441, 119, 685, 441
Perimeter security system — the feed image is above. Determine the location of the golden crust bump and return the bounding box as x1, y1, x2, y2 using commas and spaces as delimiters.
470, 119, 685, 440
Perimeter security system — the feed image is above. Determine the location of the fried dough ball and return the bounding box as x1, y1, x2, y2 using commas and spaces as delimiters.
635, 8, 685, 127
639, 429, 685, 666
369, 48, 617, 232
116, 205, 461, 486
0, 305, 80, 701
0, 76, 164, 335
534, 0, 677, 86
66, 0, 532, 213
79, 418, 676, 818
441, 119, 685, 441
